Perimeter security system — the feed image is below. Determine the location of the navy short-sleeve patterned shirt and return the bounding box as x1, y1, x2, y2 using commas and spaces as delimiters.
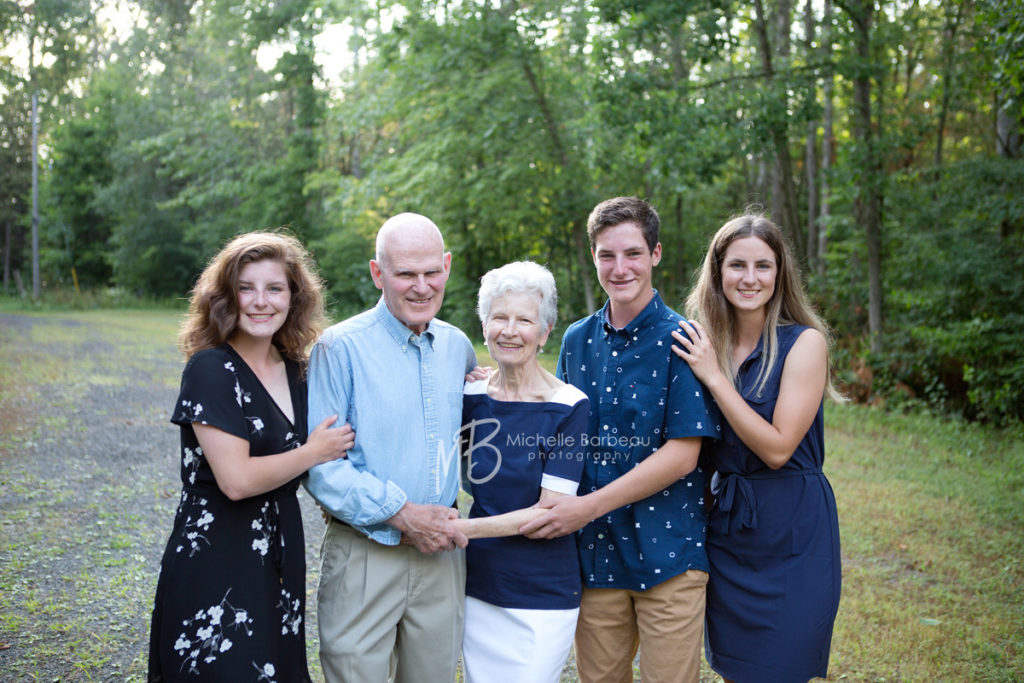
557, 291, 720, 591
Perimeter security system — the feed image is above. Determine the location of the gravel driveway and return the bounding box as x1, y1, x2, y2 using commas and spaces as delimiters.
0, 311, 670, 682
0, 311, 331, 681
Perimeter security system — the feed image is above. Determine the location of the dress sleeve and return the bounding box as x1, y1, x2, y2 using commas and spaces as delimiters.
170, 349, 249, 440
541, 396, 589, 492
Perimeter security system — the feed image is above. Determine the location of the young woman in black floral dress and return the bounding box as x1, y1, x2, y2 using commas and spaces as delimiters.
148, 232, 354, 682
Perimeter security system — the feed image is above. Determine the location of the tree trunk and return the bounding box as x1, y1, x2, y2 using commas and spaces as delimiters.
29, 23, 40, 299
819, 0, 834, 278
804, 0, 819, 271
753, 0, 804, 259
843, 0, 884, 351
3, 220, 10, 292
996, 91, 1023, 159
934, 4, 960, 170
520, 57, 595, 314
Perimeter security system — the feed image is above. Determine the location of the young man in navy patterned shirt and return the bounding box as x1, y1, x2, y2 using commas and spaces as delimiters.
521, 196, 719, 683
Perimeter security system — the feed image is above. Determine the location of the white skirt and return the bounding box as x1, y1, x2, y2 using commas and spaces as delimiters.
461, 595, 579, 683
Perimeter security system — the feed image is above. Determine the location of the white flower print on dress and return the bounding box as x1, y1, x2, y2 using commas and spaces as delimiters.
254, 662, 278, 682
178, 498, 214, 557
174, 590, 253, 675
235, 380, 253, 407
283, 431, 301, 450
182, 446, 204, 485
250, 501, 278, 563
277, 587, 303, 636
246, 416, 265, 434
177, 400, 204, 423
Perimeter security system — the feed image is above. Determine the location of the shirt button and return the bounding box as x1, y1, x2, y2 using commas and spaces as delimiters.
597, 534, 604, 539
612, 351, 618, 357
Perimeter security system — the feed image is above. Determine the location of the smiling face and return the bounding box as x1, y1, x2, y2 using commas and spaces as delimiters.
483, 291, 550, 370
234, 259, 291, 342
720, 236, 778, 315
592, 221, 662, 327
370, 219, 451, 335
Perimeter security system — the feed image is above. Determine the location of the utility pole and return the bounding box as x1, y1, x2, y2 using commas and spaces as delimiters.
32, 91, 40, 299
27, 2, 40, 299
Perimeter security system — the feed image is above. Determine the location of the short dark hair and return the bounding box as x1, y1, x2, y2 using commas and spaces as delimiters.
586, 196, 660, 252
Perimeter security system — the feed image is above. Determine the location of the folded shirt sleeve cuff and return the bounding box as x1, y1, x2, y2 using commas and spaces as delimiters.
541, 473, 580, 496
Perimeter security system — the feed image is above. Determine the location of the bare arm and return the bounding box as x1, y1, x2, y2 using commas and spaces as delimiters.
519, 437, 701, 539
195, 415, 354, 501
672, 320, 826, 469
454, 489, 570, 539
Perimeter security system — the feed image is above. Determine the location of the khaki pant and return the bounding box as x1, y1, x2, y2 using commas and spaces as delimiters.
574, 569, 708, 683
317, 520, 466, 683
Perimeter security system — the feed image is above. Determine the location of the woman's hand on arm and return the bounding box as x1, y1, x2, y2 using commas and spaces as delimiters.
671, 319, 729, 391
454, 490, 573, 540
304, 416, 356, 466
677, 325, 826, 469
465, 365, 493, 382
195, 415, 354, 501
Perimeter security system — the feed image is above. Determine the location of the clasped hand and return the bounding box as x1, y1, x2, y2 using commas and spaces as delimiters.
394, 502, 468, 554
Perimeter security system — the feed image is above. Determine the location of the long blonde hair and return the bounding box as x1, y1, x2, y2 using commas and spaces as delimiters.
178, 231, 326, 370
685, 213, 844, 402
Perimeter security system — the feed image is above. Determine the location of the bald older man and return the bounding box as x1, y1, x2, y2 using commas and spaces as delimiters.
306, 213, 476, 682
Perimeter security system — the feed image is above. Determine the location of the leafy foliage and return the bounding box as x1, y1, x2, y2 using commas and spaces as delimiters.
841, 157, 1024, 423
2, 0, 1022, 423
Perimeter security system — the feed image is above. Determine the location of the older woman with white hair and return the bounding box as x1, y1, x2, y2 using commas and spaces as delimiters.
454, 261, 589, 683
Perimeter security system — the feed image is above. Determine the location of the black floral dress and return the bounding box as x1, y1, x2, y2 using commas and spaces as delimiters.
148, 345, 312, 682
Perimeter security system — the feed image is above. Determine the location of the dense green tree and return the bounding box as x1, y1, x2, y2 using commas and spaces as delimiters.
0, 0, 97, 292
0, 81, 31, 293
41, 76, 118, 287
3, 0, 1022, 422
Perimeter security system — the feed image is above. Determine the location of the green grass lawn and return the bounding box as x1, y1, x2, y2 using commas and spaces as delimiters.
1, 308, 1021, 680
824, 404, 1024, 681
471, 341, 1024, 681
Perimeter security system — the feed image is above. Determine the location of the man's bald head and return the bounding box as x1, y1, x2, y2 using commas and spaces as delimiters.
375, 213, 445, 267
369, 213, 452, 335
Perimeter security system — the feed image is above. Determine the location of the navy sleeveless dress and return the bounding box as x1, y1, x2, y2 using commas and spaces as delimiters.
704, 324, 841, 682
148, 345, 312, 682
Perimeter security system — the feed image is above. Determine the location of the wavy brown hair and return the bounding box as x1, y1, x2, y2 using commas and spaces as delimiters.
178, 231, 327, 370
685, 212, 844, 403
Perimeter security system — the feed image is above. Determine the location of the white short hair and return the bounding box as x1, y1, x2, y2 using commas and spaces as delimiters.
477, 261, 557, 330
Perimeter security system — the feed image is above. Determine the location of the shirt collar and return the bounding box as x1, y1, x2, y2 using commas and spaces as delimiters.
374, 297, 435, 349
599, 290, 667, 336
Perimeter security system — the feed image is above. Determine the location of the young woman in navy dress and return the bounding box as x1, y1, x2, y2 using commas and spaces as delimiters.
671, 213, 844, 683
455, 261, 588, 683
148, 233, 354, 681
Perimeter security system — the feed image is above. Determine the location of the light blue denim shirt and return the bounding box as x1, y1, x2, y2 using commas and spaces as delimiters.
305, 298, 476, 545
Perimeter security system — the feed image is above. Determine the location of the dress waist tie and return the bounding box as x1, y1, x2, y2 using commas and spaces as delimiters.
711, 468, 823, 536
268, 481, 300, 579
